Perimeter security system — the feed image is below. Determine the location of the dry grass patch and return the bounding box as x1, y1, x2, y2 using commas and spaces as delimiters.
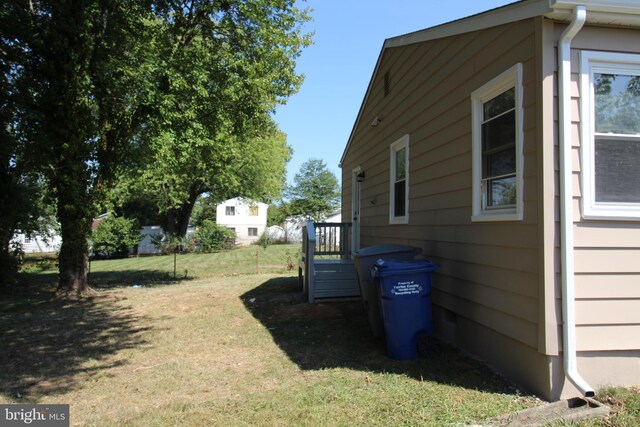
15, 270, 640, 426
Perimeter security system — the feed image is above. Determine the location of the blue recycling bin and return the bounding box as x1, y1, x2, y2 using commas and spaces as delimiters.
372, 259, 438, 360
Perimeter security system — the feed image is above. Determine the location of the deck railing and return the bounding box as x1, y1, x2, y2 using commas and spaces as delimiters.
313, 222, 352, 258
300, 221, 353, 301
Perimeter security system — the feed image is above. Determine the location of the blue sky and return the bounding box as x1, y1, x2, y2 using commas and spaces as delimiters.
274, 0, 515, 186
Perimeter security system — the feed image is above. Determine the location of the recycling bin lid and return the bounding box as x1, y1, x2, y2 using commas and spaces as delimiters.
372, 258, 439, 277
354, 244, 422, 257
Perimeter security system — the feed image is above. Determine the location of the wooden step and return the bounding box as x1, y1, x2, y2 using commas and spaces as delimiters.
312, 259, 360, 300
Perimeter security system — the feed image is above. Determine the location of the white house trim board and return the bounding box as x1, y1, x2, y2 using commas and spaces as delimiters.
385, 1, 551, 49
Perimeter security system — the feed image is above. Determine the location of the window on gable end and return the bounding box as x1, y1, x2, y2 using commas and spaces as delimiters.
389, 134, 409, 224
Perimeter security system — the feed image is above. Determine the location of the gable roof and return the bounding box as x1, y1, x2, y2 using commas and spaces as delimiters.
217, 197, 268, 207
339, 0, 640, 167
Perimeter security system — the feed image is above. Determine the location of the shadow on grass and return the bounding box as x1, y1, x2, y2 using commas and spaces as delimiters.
15, 269, 189, 292
87, 270, 191, 289
0, 293, 151, 402
241, 276, 521, 396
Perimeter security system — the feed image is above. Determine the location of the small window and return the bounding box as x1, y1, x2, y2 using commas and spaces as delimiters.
248, 227, 258, 237
389, 135, 409, 224
225, 206, 235, 216
248, 206, 259, 216
471, 64, 523, 221
581, 51, 640, 220
24, 236, 31, 244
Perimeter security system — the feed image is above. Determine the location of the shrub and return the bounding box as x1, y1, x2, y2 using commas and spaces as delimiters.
150, 232, 185, 254
192, 220, 235, 252
256, 231, 272, 249
91, 215, 142, 258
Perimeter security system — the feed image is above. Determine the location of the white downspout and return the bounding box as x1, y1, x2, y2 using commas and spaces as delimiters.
558, 4, 595, 398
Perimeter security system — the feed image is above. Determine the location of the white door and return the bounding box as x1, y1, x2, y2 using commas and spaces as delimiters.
352, 167, 362, 252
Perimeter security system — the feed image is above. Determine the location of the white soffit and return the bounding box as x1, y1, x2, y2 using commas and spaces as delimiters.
547, 1, 640, 26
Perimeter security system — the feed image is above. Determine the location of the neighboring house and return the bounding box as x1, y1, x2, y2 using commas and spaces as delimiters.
216, 198, 268, 245
13, 232, 61, 254
324, 210, 342, 224
340, 0, 640, 401
282, 216, 304, 244
321, 210, 344, 249
284, 212, 343, 244
137, 226, 165, 255
266, 225, 286, 242
91, 212, 111, 230
137, 225, 196, 255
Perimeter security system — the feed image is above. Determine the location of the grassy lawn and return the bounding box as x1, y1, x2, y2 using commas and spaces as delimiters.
2, 245, 639, 426
19, 244, 301, 291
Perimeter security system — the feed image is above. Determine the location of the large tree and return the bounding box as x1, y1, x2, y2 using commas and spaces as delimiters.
118, 129, 292, 237
2, 1, 152, 294
122, 0, 307, 238
2, 0, 310, 294
1, 2, 60, 287
287, 158, 340, 222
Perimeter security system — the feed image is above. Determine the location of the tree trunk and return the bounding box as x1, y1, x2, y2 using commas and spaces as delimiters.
56, 194, 94, 295
50, 131, 95, 296
0, 227, 17, 288
37, 3, 97, 296
164, 187, 202, 239
57, 232, 90, 295
176, 200, 195, 238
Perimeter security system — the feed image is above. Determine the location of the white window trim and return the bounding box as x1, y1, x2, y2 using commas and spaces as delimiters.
471, 63, 524, 222
580, 50, 640, 220
389, 134, 409, 224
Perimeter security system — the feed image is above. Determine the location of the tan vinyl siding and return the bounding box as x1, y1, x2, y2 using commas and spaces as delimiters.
342, 19, 542, 351
555, 24, 640, 352
576, 326, 640, 351
341, 10, 640, 401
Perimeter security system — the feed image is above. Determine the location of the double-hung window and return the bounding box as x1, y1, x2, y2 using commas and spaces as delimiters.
471, 64, 523, 221
225, 206, 235, 216
389, 135, 409, 224
581, 51, 640, 220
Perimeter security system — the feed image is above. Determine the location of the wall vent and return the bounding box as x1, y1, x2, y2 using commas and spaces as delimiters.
384, 71, 391, 96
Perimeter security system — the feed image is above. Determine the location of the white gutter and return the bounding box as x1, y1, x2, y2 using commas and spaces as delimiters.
558, 4, 595, 398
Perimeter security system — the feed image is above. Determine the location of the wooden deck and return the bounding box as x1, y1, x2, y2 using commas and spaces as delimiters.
299, 222, 361, 303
